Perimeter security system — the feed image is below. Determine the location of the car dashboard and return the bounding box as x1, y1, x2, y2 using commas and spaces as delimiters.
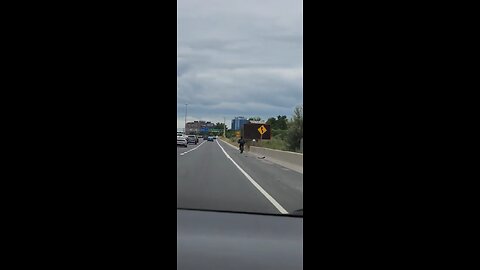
177, 208, 303, 270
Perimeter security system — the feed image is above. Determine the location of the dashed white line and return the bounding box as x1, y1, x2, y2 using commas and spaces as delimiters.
180, 141, 206, 156
216, 139, 288, 214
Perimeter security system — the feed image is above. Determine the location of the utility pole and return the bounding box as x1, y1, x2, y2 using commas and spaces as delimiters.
184, 103, 188, 133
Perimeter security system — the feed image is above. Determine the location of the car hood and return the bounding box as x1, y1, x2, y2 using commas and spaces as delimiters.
177, 209, 303, 270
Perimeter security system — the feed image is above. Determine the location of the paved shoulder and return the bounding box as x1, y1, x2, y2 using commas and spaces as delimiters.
177, 140, 280, 214
216, 139, 303, 213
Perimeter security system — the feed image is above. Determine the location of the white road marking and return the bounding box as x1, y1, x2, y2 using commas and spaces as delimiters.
216, 139, 288, 214
180, 141, 206, 156
219, 139, 239, 150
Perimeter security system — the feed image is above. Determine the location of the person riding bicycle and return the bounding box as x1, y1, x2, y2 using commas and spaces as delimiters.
238, 136, 246, 153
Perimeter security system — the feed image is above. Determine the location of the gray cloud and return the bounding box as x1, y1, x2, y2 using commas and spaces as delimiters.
178, 0, 303, 128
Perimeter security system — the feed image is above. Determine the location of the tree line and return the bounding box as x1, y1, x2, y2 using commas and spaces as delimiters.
224, 105, 303, 152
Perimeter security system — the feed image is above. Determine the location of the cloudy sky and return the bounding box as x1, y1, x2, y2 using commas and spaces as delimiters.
177, 0, 303, 129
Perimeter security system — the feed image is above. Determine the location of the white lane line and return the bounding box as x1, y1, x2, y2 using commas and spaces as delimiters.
219, 139, 239, 150
180, 141, 206, 156
216, 139, 288, 214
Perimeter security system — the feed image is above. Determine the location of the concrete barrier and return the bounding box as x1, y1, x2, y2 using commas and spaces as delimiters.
219, 137, 303, 173
249, 146, 303, 168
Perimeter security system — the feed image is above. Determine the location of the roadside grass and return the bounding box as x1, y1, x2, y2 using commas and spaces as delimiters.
220, 136, 291, 152
255, 136, 289, 151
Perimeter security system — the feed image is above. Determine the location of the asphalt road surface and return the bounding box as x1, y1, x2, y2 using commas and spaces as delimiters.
177, 138, 303, 215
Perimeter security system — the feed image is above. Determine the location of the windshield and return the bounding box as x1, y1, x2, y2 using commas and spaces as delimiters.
177, 0, 303, 216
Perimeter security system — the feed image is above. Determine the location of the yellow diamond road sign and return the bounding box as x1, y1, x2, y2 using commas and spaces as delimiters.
258, 125, 267, 135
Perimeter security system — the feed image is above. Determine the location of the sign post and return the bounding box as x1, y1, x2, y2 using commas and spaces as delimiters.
257, 125, 267, 159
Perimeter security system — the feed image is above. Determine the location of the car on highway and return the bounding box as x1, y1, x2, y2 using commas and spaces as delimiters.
177, 134, 188, 147
207, 136, 214, 141
186, 135, 198, 145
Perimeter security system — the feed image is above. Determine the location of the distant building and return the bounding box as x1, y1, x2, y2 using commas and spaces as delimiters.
185, 120, 214, 134
231, 117, 249, 131
248, 120, 265, 124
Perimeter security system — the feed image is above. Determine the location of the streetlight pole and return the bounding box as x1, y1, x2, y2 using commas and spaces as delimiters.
184, 103, 188, 133
223, 117, 226, 137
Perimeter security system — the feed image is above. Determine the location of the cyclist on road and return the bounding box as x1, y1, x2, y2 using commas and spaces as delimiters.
238, 136, 246, 153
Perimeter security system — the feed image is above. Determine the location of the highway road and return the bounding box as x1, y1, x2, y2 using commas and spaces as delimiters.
177, 138, 303, 215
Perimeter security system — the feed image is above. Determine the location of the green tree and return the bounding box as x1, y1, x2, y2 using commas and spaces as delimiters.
276, 115, 288, 130
286, 105, 303, 152
248, 116, 261, 121
266, 115, 287, 130
266, 117, 277, 127
214, 122, 227, 130
272, 129, 288, 140
225, 130, 236, 138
